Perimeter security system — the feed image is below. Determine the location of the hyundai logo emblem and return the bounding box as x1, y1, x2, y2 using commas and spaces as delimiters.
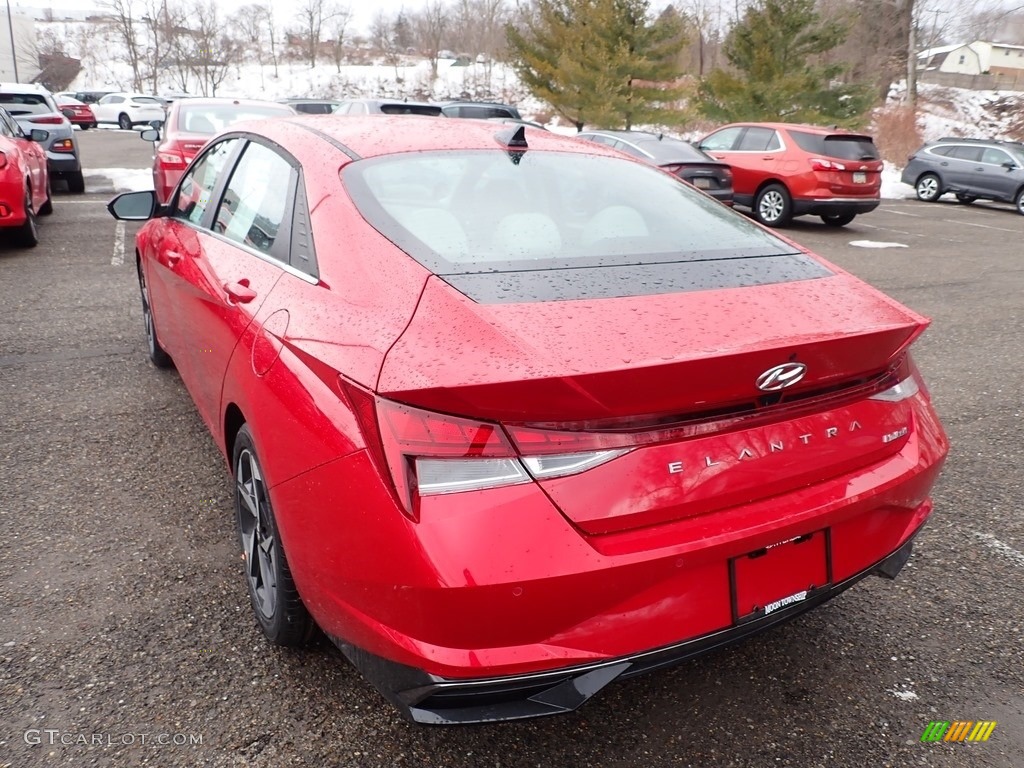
756, 362, 807, 392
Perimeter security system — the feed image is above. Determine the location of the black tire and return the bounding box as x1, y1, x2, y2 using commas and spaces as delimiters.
66, 171, 85, 194
1016, 188, 1024, 216
233, 424, 316, 647
118, 112, 132, 130
39, 180, 53, 215
137, 262, 173, 368
80, 123, 90, 131
955, 194, 976, 204
14, 185, 39, 247
915, 173, 942, 202
821, 212, 856, 227
753, 183, 792, 227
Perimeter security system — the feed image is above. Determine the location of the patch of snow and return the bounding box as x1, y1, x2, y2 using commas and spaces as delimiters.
881, 161, 915, 200
89, 168, 154, 193
849, 240, 909, 249
888, 688, 919, 701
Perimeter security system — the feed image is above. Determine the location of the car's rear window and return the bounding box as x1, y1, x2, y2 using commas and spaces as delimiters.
638, 138, 714, 163
0, 93, 54, 115
445, 105, 517, 119
790, 130, 879, 161
177, 104, 293, 134
380, 103, 442, 116
343, 150, 830, 302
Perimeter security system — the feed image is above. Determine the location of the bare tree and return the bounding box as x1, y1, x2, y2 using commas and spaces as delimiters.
266, 4, 280, 77
237, 3, 270, 86
414, 0, 450, 79
452, 0, 508, 63
177, 0, 239, 96
370, 10, 402, 79
329, 5, 353, 73
102, 0, 145, 91
296, 0, 331, 67
141, 0, 186, 94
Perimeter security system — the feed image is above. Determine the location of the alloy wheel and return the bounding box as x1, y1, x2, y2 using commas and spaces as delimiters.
916, 175, 940, 201
236, 448, 278, 621
759, 190, 785, 223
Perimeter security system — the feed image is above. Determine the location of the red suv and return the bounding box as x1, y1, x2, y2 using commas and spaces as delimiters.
698, 123, 882, 227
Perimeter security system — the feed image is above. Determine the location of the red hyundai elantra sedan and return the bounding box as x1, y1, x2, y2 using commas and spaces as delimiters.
108, 116, 948, 724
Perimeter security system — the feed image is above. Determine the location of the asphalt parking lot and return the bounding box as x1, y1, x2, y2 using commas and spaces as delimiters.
1, 129, 1022, 767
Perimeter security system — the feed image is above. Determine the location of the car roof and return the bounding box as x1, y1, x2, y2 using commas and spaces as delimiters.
717, 122, 855, 134
175, 97, 293, 109
242, 114, 622, 160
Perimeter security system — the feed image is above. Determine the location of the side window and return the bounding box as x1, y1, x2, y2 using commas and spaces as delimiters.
0, 113, 11, 137
949, 146, 982, 161
981, 148, 1010, 165
929, 146, 953, 157
700, 127, 743, 151
213, 142, 295, 257
738, 127, 778, 151
613, 141, 646, 159
171, 138, 238, 226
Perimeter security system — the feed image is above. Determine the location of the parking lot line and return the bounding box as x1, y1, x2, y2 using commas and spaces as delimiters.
112, 221, 125, 266
950, 220, 1019, 233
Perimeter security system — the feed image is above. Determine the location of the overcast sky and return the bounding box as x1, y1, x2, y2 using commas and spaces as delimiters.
11, 0, 432, 36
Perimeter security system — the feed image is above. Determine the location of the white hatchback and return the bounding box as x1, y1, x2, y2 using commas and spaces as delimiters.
92, 93, 165, 130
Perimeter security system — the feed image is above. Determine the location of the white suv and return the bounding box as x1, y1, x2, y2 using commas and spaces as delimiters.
92, 93, 166, 130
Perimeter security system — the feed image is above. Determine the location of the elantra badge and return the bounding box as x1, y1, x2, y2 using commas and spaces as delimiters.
756, 362, 807, 391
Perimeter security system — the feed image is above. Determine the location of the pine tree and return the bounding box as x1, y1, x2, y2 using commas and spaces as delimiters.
696, 0, 874, 127
506, 0, 689, 131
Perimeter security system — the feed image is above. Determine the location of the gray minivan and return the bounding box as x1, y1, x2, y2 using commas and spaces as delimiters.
902, 137, 1024, 213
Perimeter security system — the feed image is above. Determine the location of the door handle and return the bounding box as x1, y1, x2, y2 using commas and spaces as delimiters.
223, 280, 257, 304
166, 250, 183, 266
940, 161, 948, 166
762, 156, 774, 160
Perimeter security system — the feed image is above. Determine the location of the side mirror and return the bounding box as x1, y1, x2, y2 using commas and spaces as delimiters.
1003, 160, 1018, 170
108, 190, 158, 221
29, 128, 49, 143
140, 128, 159, 142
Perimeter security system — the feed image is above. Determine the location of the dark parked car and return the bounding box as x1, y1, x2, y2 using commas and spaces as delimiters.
578, 129, 733, 204
334, 99, 442, 116
441, 101, 521, 120
57, 89, 116, 105
277, 98, 341, 115
0, 84, 84, 193
901, 137, 1024, 213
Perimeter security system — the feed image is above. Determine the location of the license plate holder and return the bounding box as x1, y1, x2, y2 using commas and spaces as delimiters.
853, 171, 867, 183
730, 529, 831, 623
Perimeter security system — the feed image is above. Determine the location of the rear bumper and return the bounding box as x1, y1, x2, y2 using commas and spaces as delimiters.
337, 531, 921, 724
792, 197, 880, 217
46, 152, 80, 174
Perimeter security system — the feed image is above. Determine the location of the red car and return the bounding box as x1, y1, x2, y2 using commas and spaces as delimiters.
108, 117, 948, 724
54, 94, 97, 130
143, 97, 294, 203
0, 107, 52, 246
698, 122, 883, 227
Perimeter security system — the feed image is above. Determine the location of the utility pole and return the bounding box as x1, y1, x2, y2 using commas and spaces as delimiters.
5, 0, 18, 82
899, 0, 917, 108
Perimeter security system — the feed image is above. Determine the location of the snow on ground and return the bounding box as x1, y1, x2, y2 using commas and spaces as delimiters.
86, 168, 153, 193
881, 161, 915, 200
849, 240, 909, 249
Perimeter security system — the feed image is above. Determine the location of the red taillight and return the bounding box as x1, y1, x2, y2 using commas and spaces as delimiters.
30, 116, 64, 124
157, 148, 187, 168
722, 167, 733, 181
51, 139, 74, 153
810, 157, 846, 171
338, 379, 627, 520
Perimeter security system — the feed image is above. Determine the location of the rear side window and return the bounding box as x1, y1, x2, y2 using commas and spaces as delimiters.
343, 150, 830, 301
790, 131, 879, 160
929, 145, 953, 157
949, 146, 982, 161
737, 127, 781, 151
